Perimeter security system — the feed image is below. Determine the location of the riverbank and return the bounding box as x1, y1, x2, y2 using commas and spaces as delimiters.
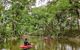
58, 36, 80, 47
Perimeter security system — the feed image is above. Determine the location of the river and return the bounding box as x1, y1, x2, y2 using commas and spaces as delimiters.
0, 36, 80, 50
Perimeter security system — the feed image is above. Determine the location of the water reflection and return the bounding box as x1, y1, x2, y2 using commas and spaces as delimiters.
2, 48, 7, 50
0, 36, 80, 50
57, 39, 80, 50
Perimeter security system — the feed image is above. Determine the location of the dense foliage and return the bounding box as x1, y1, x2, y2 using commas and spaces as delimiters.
0, 0, 80, 40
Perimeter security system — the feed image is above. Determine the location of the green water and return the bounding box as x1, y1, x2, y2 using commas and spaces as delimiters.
0, 36, 80, 50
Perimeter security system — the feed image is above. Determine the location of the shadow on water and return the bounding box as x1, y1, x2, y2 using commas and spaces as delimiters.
0, 36, 80, 50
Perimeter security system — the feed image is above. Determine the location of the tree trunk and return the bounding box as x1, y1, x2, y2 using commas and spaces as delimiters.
77, 9, 80, 30
12, 21, 17, 36
76, 8, 80, 30
12, 12, 18, 36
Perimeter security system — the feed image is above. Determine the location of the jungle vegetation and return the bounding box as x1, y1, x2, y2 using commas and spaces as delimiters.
0, 0, 80, 41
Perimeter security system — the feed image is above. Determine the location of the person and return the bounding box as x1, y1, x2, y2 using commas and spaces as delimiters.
24, 38, 31, 46
23, 38, 31, 50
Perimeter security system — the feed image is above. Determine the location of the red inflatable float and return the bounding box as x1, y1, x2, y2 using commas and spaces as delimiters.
20, 45, 32, 49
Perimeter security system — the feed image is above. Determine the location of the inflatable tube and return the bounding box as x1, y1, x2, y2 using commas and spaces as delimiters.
20, 45, 32, 49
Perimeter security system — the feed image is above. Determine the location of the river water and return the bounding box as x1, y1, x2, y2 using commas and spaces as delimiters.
0, 36, 80, 50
